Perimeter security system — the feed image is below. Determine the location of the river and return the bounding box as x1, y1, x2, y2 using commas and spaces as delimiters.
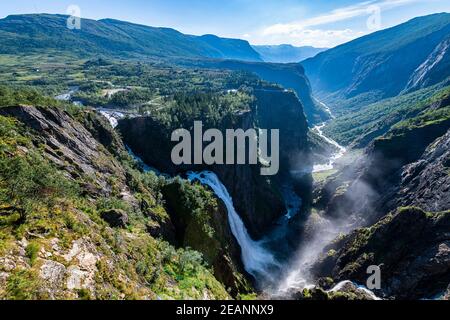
313, 124, 347, 173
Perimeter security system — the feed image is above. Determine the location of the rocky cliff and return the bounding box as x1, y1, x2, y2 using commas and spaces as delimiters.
0, 104, 251, 299
309, 94, 450, 300
118, 88, 311, 240
405, 35, 450, 92
313, 207, 450, 300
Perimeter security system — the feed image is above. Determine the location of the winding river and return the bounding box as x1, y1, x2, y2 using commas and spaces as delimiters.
312, 123, 347, 173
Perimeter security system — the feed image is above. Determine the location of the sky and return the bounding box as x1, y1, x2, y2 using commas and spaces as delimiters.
1, 0, 449, 48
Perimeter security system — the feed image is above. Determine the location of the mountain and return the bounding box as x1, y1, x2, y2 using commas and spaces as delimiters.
0, 14, 262, 61
404, 35, 450, 93
310, 89, 450, 299
0, 13, 331, 124
253, 44, 327, 63
302, 13, 450, 113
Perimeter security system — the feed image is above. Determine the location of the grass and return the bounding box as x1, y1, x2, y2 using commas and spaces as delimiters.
313, 169, 338, 183
323, 82, 450, 147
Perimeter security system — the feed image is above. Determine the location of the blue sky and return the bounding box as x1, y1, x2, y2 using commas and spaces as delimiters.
1, 0, 449, 47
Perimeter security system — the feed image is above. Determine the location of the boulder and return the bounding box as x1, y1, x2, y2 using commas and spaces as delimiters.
100, 209, 129, 228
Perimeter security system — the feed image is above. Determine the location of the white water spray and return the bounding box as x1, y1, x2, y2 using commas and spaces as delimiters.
98, 109, 125, 128
187, 171, 278, 279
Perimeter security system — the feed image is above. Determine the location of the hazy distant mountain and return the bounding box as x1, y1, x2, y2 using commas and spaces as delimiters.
0, 14, 262, 62
302, 13, 450, 112
252, 44, 327, 63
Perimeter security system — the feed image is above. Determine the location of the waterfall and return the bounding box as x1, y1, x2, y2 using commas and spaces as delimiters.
187, 171, 278, 280
98, 109, 125, 128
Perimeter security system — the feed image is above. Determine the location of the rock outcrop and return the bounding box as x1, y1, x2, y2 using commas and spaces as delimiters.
162, 179, 252, 295
313, 207, 450, 300
0, 105, 238, 299
0, 105, 129, 198
382, 128, 450, 213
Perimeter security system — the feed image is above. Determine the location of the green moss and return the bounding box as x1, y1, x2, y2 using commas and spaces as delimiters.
237, 293, 258, 300
327, 249, 337, 257
76, 289, 92, 300
5, 269, 44, 300
25, 242, 40, 266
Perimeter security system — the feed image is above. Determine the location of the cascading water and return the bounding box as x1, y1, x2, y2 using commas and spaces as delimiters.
187, 171, 279, 281
98, 109, 126, 128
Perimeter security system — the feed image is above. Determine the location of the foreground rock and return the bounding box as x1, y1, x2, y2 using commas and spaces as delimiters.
313, 207, 450, 300
0, 105, 238, 300
100, 209, 129, 228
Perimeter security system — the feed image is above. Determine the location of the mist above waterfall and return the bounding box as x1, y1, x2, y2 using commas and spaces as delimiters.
186, 149, 380, 297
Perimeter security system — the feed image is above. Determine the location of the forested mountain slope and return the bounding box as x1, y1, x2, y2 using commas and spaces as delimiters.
0, 14, 262, 62
302, 13, 450, 113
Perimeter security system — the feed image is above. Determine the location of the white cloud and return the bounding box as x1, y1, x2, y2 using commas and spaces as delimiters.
263, 0, 424, 35
257, 0, 428, 47
250, 29, 367, 48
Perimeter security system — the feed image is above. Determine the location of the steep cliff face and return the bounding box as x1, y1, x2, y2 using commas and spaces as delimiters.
0, 106, 129, 198
405, 36, 450, 92
0, 105, 250, 299
118, 88, 311, 239
385, 129, 450, 212
253, 89, 312, 203
313, 207, 450, 300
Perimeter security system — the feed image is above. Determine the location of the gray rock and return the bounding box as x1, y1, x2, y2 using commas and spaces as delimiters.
40, 259, 66, 288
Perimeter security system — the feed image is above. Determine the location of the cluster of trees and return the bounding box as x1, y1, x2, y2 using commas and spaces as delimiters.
324, 84, 450, 147
155, 91, 254, 130
0, 85, 67, 108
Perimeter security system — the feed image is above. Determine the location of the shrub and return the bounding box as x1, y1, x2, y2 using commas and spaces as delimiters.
0, 152, 79, 222
25, 242, 40, 266
5, 269, 42, 300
